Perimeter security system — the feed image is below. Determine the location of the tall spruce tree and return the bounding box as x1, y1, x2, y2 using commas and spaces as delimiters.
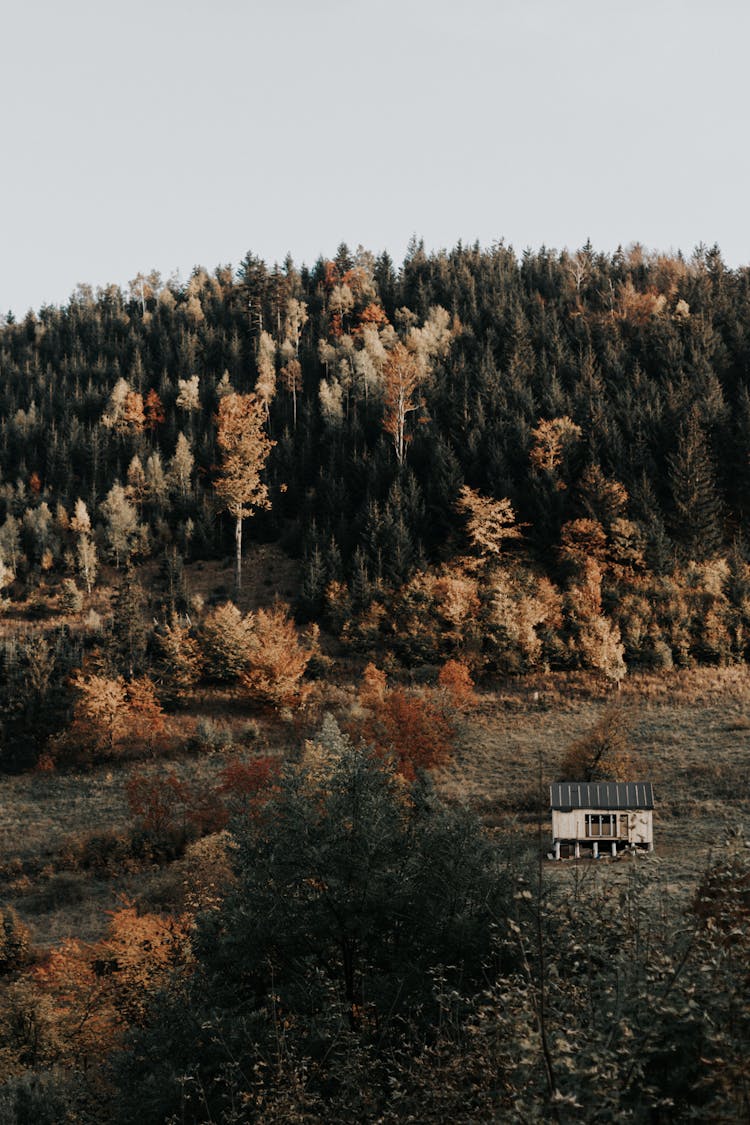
667, 409, 723, 560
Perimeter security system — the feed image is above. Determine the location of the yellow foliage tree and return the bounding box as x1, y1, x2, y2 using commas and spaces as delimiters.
240, 603, 314, 709
382, 342, 424, 466
529, 416, 582, 483
457, 485, 524, 558
214, 393, 274, 593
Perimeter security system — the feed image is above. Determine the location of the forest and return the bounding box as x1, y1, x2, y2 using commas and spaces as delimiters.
0, 240, 748, 1121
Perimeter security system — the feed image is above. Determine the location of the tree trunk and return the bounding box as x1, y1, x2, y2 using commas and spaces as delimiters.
235, 514, 243, 593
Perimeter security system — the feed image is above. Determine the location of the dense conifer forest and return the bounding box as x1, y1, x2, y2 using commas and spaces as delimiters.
3, 239, 750, 684
0, 241, 749, 1122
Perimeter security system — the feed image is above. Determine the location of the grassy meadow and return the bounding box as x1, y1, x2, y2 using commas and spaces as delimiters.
3, 647, 748, 953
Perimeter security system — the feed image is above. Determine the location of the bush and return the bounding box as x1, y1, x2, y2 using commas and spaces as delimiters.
558, 706, 632, 782
60, 829, 135, 875
0, 1070, 73, 1125
193, 718, 234, 753
0, 903, 31, 971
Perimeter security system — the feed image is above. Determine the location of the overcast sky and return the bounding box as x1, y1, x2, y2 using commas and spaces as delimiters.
1, 0, 748, 314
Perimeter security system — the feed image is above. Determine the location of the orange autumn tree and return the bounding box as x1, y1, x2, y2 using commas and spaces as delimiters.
218, 755, 280, 818
66, 672, 130, 759
214, 393, 274, 593
126, 676, 167, 754
63, 672, 167, 763
29, 904, 192, 1071
437, 658, 477, 713
122, 391, 146, 432
126, 770, 226, 843
529, 416, 582, 482
356, 662, 453, 779
144, 388, 165, 433
240, 603, 315, 709
558, 707, 632, 782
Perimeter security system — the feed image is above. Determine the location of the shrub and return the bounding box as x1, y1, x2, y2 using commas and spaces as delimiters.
199, 602, 253, 681
0, 904, 31, 972
193, 718, 234, 754
218, 756, 280, 818
437, 658, 477, 712
240, 603, 314, 709
558, 706, 632, 782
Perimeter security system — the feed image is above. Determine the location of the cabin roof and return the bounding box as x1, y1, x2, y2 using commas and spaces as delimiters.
550, 782, 654, 811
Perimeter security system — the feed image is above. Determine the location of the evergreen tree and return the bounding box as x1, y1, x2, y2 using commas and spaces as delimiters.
667, 409, 723, 560
107, 567, 150, 678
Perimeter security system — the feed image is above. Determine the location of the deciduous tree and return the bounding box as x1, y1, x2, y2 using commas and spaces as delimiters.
457, 486, 524, 558
241, 603, 314, 709
214, 393, 274, 592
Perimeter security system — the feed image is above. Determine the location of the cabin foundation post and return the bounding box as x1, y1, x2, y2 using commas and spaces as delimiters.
648, 841, 654, 852
574, 841, 580, 859
611, 841, 617, 857
554, 840, 561, 861
592, 842, 598, 859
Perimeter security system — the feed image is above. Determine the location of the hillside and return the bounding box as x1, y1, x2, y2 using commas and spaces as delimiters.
0, 243, 749, 1122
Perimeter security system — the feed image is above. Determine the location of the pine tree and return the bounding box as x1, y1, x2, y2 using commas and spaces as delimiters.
157, 615, 202, 705
668, 409, 723, 560
107, 567, 150, 677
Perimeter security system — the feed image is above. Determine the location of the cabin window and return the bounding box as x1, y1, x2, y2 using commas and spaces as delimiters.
586, 814, 617, 837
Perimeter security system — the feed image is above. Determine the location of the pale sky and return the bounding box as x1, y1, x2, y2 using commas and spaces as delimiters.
2, 0, 749, 314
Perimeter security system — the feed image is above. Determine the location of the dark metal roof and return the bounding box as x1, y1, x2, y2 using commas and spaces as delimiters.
550, 782, 654, 810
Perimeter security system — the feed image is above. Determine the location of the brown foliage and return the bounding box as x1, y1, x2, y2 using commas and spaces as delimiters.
457, 486, 524, 558
559, 518, 608, 567
616, 278, 667, 324
356, 301, 389, 331
218, 756, 280, 818
62, 672, 167, 763
214, 392, 274, 591
126, 676, 167, 753
240, 603, 314, 709
529, 416, 582, 480
360, 662, 387, 709
66, 672, 130, 759
382, 342, 425, 465
377, 690, 453, 779
24, 905, 192, 1070
214, 392, 274, 522
126, 770, 227, 842
122, 391, 145, 432
558, 707, 632, 782
356, 666, 454, 779
438, 659, 477, 712
144, 388, 165, 432
564, 560, 626, 683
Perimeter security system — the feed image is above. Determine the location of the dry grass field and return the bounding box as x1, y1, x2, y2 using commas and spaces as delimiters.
439, 666, 750, 910
1, 660, 748, 953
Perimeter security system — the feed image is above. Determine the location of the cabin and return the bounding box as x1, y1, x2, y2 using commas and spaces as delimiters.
550, 781, 654, 860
